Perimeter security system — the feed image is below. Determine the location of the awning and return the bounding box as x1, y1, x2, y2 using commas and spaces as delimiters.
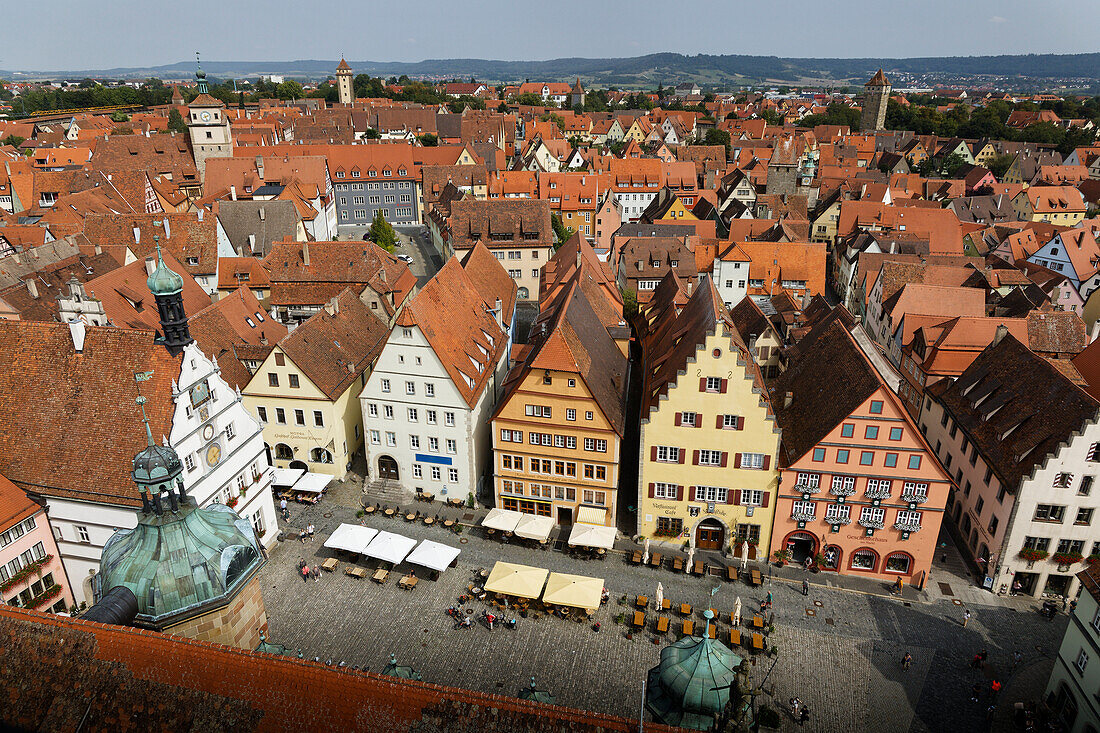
405, 540, 461, 573
513, 514, 555, 541
362, 531, 418, 565
323, 524, 378, 554
576, 506, 607, 525
541, 572, 604, 610
483, 561, 549, 599
567, 522, 617, 550
291, 472, 331, 494
273, 467, 305, 487
481, 508, 524, 532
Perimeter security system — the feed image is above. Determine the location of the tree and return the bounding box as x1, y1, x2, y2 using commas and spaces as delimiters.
940, 153, 967, 178
364, 128, 382, 140
417, 133, 438, 147
987, 153, 1015, 180
551, 213, 574, 249
275, 80, 304, 100
167, 108, 187, 133
512, 92, 544, 106
621, 287, 638, 320
110, 111, 129, 123
1, 134, 25, 148
704, 128, 731, 158
497, 101, 509, 113
367, 210, 396, 252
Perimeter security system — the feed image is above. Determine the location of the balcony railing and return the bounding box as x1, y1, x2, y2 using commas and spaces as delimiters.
893, 521, 922, 533
830, 485, 856, 497
900, 491, 928, 504
790, 511, 817, 523
858, 517, 885, 530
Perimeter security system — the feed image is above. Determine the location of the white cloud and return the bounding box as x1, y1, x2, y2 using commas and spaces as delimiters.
989, 15, 1007, 23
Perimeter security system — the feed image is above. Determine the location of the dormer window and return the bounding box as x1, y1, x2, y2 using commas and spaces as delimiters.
398, 168, 407, 176
335, 171, 345, 178
383, 169, 392, 177
186, 257, 199, 266
368, 171, 377, 177
351, 171, 360, 178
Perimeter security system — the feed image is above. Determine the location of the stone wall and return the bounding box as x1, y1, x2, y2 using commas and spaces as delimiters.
164, 574, 267, 649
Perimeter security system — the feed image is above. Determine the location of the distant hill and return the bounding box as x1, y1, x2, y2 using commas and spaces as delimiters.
5, 52, 1100, 86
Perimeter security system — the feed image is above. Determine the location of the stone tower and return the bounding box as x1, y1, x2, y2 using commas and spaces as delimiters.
860, 69, 891, 132
147, 236, 193, 355
187, 53, 233, 178
336, 58, 353, 105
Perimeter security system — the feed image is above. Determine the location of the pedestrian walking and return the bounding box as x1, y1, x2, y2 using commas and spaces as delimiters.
963, 609, 971, 627
798, 707, 809, 726
971, 683, 981, 702
1062, 596, 1068, 612
1012, 651, 1022, 670
902, 652, 912, 670
972, 653, 983, 669
894, 577, 903, 595
301, 565, 310, 582
280, 497, 288, 513
979, 649, 988, 665
990, 679, 1001, 699
307, 523, 315, 541
298, 557, 306, 571
765, 591, 773, 609
986, 704, 996, 722
801, 579, 809, 596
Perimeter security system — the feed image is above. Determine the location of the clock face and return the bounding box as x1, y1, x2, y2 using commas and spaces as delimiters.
202, 424, 215, 442
205, 443, 222, 468
200, 111, 212, 122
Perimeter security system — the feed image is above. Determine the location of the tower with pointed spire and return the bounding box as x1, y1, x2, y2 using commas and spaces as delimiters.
335, 58, 353, 105
147, 236, 193, 355
860, 68, 891, 132
188, 51, 232, 178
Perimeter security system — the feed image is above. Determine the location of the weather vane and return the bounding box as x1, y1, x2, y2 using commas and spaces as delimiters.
134, 370, 155, 447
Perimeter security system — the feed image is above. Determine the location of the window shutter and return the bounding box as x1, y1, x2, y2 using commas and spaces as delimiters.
733, 489, 742, 505
648, 483, 655, 498
695, 417, 703, 429
762, 455, 771, 470
716, 414, 724, 429
678, 449, 686, 464
650, 446, 658, 462
760, 491, 770, 508
699, 377, 707, 392
720, 379, 728, 393
733, 453, 741, 468
676, 485, 684, 501
721, 452, 729, 468
692, 450, 700, 466
674, 412, 682, 426
736, 416, 745, 430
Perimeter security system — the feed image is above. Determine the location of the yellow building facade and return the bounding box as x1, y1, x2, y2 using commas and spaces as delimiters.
636, 278, 780, 558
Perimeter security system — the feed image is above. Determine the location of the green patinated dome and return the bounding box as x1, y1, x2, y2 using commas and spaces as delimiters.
131, 443, 182, 492
147, 244, 184, 296
99, 501, 264, 624
646, 613, 744, 730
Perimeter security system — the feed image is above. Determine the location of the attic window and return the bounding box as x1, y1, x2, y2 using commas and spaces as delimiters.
186, 257, 199, 265
352, 171, 360, 178
398, 168, 407, 176
336, 171, 345, 178
368, 171, 377, 177
254, 311, 265, 322
245, 317, 255, 327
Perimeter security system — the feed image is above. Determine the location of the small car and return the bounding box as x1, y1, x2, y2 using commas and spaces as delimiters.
397, 254, 414, 264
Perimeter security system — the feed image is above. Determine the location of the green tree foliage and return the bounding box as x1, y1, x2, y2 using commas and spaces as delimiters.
621, 287, 638, 320
447, 95, 486, 113
551, 214, 574, 249
1, 134, 25, 148
364, 128, 382, 139
12, 79, 171, 115
417, 133, 438, 147
704, 128, 731, 157
760, 109, 783, 126
367, 210, 397, 252
110, 111, 129, 123
275, 80, 304, 100
987, 153, 1015, 179
511, 92, 544, 106
799, 102, 861, 130
167, 108, 187, 133
940, 152, 967, 178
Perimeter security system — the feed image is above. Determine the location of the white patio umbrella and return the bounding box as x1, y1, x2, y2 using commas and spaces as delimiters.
655, 582, 664, 610
733, 596, 742, 626
686, 546, 695, 574
741, 541, 749, 571
642, 538, 651, 565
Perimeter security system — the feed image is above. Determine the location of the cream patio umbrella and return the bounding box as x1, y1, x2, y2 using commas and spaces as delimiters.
733, 596, 742, 626
741, 541, 749, 572
655, 582, 664, 610
483, 561, 549, 600
686, 545, 695, 574
541, 572, 604, 610
642, 537, 651, 565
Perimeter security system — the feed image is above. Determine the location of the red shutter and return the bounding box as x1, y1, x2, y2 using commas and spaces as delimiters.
650, 446, 658, 462
722, 452, 730, 467
692, 450, 700, 465
760, 491, 770, 508
674, 412, 682, 426
720, 379, 728, 393
732, 489, 742, 505
733, 453, 741, 468
716, 414, 724, 429
736, 416, 745, 431
676, 485, 684, 501
699, 377, 707, 392
678, 449, 686, 464
648, 483, 655, 498
695, 417, 703, 429
762, 455, 771, 470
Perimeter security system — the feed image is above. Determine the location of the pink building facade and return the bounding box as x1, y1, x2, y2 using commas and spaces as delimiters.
0, 475, 74, 613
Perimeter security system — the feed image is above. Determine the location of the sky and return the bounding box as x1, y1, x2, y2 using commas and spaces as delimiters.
1, 0, 1093, 71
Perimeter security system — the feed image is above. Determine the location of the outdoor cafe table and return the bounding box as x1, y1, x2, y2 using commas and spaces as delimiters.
679, 603, 692, 617
384, 508, 396, 517
423, 517, 435, 526
660, 598, 671, 611
635, 595, 648, 609
363, 506, 376, 515
443, 520, 455, 528
631, 610, 646, 629
752, 615, 765, 629
647, 553, 662, 568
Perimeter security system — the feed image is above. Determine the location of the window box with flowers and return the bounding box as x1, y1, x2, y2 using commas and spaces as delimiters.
1052, 551, 1084, 568
893, 520, 922, 533
0, 554, 53, 595
790, 510, 816, 523
1017, 548, 1049, 563
226, 496, 240, 508
857, 517, 885, 530
1087, 554, 1100, 567
27, 583, 62, 609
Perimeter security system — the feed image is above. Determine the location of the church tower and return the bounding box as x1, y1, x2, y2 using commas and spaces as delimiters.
147, 236, 193, 355
335, 58, 353, 105
187, 53, 232, 178
860, 69, 891, 132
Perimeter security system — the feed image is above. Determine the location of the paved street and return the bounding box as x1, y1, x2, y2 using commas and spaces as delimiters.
335, 223, 442, 286
260, 478, 1068, 732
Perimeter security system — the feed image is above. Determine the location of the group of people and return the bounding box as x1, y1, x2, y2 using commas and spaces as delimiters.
788, 698, 810, 726
298, 558, 321, 583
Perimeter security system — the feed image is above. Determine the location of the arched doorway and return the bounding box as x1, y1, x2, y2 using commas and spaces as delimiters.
784, 531, 817, 564
274, 443, 293, 461
695, 518, 725, 550
289, 460, 307, 471
378, 455, 399, 480
310, 447, 334, 464
517, 286, 530, 300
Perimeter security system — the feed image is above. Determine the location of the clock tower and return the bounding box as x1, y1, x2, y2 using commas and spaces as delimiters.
188, 53, 232, 178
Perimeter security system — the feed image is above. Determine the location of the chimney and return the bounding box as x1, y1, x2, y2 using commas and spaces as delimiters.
133, 226, 141, 244
230, 185, 237, 201
163, 218, 170, 240
258, 206, 266, 221
247, 234, 256, 253
302, 242, 310, 266
68, 320, 86, 352
94, 243, 102, 255
26, 279, 38, 299
197, 208, 204, 222
495, 297, 503, 330
323, 296, 339, 316
144, 256, 156, 276
255, 155, 265, 179
784, 391, 793, 409
993, 323, 1009, 346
